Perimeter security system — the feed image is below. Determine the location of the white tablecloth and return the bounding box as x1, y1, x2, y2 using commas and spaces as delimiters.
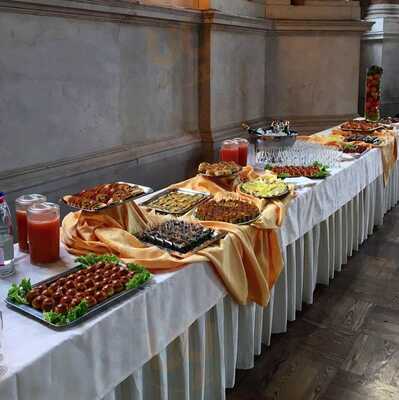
1, 131, 398, 400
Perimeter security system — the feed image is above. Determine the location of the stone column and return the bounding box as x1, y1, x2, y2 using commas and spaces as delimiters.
361, 2, 399, 116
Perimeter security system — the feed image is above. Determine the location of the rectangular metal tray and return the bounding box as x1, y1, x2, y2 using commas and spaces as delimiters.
341, 124, 384, 133
5, 265, 153, 330
139, 229, 227, 259
139, 188, 210, 216
61, 182, 154, 212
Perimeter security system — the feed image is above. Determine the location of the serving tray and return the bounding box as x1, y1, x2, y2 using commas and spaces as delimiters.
5, 265, 153, 330
341, 125, 383, 133
139, 188, 210, 216
139, 230, 227, 259
192, 202, 261, 226
238, 182, 290, 199
61, 182, 153, 212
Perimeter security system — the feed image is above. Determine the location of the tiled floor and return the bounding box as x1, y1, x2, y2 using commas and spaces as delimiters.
227, 206, 399, 400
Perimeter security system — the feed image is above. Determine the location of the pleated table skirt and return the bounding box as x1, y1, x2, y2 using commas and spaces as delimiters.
103, 166, 399, 400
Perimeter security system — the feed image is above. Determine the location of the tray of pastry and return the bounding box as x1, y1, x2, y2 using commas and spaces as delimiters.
140, 188, 210, 216
194, 198, 261, 225
137, 220, 226, 258
5, 255, 152, 330
198, 161, 242, 178
62, 182, 153, 212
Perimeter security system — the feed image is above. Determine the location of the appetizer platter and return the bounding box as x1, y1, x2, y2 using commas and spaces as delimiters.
341, 143, 371, 155
265, 162, 329, 179
343, 134, 382, 146
140, 188, 209, 216
195, 198, 260, 225
239, 179, 289, 199
341, 120, 382, 133
137, 220, 226, 258
5, 254, 152, 329
198, 161, 242, 177
62, 182, 153, 212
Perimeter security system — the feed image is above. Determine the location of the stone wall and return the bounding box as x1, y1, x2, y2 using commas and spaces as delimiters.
0, 0, 370, 218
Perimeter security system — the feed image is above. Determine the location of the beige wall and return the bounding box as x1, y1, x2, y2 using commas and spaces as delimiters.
0, 0, 370, 216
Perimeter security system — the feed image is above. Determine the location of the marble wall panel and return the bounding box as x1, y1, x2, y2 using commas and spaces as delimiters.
210, 29, 267, 132
118, 23, 199, 145
0, 12, 199, 172
266, 33, 361, 119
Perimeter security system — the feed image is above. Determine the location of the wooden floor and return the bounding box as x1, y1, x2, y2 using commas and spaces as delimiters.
227, 206, 399, 400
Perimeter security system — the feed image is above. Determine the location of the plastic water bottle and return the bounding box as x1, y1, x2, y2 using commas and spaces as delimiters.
0, 192, 15, 277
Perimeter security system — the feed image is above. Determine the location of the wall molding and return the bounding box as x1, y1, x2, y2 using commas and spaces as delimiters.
0, 134, 202, 193
266, 113, 358, 134
0, 0, 202, 25
271, 19, 373, 34
0, 0, 273, 31
201, 117, 267, 143
202, 10, 272, 32
201, 114, 357, 144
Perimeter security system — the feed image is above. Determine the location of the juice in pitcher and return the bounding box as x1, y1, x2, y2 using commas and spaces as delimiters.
27, 202, 60, 264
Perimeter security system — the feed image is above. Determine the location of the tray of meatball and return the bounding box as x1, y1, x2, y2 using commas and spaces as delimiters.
5, 255, 152, 329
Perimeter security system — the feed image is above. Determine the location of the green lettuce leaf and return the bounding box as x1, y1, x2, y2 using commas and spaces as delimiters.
75, 253, 120, 267
7, 278, 32, 305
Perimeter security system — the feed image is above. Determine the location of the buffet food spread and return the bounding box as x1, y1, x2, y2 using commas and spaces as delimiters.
137, 220, 222, 256
265, 163, 329, 179
4, 118, 398, 330
195, 198, 260, 225
6, 254, 151, 328
239, 179, 289, 198
62, 182, 152, 211
343, 134, 382, 145
142, 189, 208, 215
198, 161, 241, 177
341, 120, 382, 132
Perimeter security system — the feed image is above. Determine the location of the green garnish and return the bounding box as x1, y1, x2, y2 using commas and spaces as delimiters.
7, 278, 32, 305
43, 311, 67, 325
66, 300, 89, 322
44, 300, 89, 326
75, 253, 120, 267
126, 263, 151, 290
312, 162, 329, 178
343, 143, 355, 150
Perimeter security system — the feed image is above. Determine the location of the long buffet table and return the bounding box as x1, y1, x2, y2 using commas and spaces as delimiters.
1, 126, 399, 400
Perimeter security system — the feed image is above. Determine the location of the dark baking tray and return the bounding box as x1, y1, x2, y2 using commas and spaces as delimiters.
139, 230, 227, 259
5, 265, 153, 330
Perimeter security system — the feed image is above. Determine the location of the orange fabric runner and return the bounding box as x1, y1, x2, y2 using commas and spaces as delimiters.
62, 167, 294, 306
